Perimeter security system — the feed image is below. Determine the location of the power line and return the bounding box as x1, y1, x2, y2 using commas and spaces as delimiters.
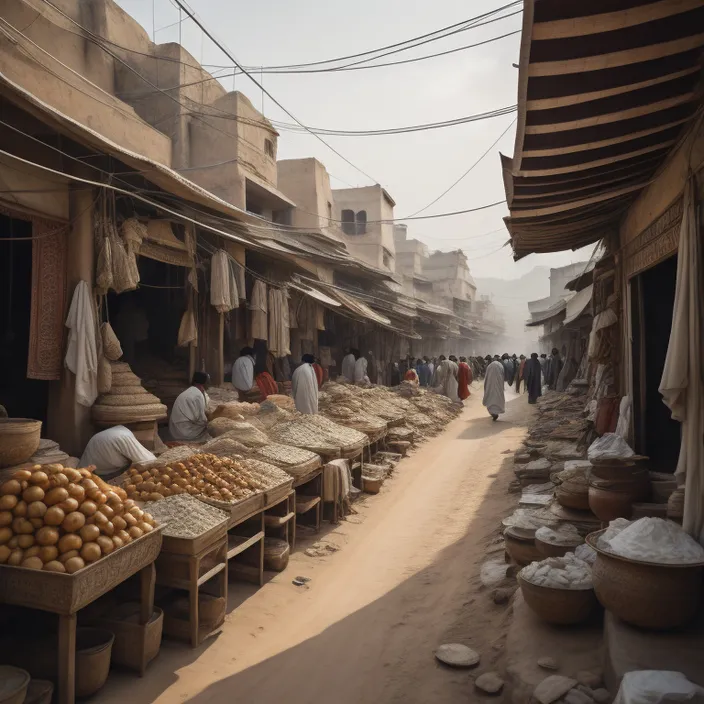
405, 116, 517, 217
170, 0, 380, 185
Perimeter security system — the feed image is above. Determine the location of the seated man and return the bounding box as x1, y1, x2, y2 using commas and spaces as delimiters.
80, 425, 155, 479
169, 372, 212, 443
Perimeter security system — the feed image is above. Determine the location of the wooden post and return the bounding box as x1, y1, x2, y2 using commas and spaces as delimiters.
57, 613, 77, 704
217, 312, 225, 386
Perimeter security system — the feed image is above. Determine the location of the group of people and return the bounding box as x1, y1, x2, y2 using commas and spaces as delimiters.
395, 355, 475, 404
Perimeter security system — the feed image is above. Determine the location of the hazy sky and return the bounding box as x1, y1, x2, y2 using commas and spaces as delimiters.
115, 0, 592, 282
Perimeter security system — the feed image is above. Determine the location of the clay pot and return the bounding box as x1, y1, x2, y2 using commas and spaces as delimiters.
505, 528, 542, 566
588, 476, 651, 522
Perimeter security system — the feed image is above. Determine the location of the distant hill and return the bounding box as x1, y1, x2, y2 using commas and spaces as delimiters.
475, 267, 550, 353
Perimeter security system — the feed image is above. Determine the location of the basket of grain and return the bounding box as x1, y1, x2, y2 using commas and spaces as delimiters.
518, 554, 597, 625
586, 519, 704, 630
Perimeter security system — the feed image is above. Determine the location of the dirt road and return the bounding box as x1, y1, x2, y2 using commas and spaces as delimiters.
100, 388, 532, 704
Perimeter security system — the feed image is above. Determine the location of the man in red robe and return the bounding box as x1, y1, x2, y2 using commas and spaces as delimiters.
458, 356, 472, 400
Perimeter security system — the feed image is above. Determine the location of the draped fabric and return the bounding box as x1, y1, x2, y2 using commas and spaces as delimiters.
27, 214, 67, 380
268, 287, 291, 357
458, 362, 471, 400
256, 371, 278, 399
250, 280, 268, 340
658, 178, 704, 542
64, 281, 98, 407
292, 363, 319, 414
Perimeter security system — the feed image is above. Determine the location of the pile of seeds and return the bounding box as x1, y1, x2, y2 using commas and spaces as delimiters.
145, 493, 228, 539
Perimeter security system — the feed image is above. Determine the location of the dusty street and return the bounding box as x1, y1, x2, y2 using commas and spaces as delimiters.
100, 387, 532, 704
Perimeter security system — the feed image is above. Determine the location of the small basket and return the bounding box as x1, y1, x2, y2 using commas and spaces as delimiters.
0, 419, 41, 468
518, 575, 598, 625
75, 627, 115, 698
0, 666, 30, 704
101, 322, 123, 361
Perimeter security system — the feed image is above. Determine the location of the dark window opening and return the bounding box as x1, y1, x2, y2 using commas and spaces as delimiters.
355, 210, 367, 234
341, 209, 356, 235
264, 139, 275, 158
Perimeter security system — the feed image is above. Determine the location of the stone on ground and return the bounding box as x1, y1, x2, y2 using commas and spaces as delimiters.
434, 643, 480, 668
533, 676, 578, 704
537, 657, 559, 671
475, 672, 504, 695
575, 671, 603, 689
492, 586, 516, 605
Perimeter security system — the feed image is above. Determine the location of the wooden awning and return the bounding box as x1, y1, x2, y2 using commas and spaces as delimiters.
503, 0, 704, 259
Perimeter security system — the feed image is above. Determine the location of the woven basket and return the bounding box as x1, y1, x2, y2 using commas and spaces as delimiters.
108, 385, 149, 396
97, 356, 112, 395
96, 392, 160, 407
101, 322, 123, 361
110, 362, 131, 372
518, 575, 598, 625
92, 403, 167, 423
111, 372, 142, 387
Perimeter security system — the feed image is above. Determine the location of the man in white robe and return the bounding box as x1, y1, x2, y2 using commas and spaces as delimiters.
292, 354, 319, 414
354, 351, 370, 385
169, 372, 211, 442
483, 356, 506, 421
80, 425, 155, 479
341, 348, 356, 382
232, 346, 256, 397
435, 357, 460, 402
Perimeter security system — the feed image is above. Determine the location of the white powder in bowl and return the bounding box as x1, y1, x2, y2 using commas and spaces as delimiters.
535, 524, 583, 546
596, 518, 632, 549
520, 553, 592, 590
600, 517, 704, 565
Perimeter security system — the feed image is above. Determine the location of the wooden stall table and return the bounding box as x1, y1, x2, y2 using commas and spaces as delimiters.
293, 468, 324, 534
0, 530, 162, 704
264, 490, 296, 551
227, 499, 267, 587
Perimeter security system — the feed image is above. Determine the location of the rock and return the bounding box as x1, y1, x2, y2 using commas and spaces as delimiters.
514, 452, 532, 465
591, 689, 611, 704
533, 676, 578, 704
508, 479, 523, 494
526, 458, 551, 472
434, 643, 480, 668
575, 671, 603, 689
537, 657, 559, 671
563, 689, 594, 704
492, 587, 516, 605
475, 672, 504, 695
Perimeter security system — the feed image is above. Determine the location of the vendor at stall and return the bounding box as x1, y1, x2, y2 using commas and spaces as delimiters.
341, 348, 356, 382
232, 346, 257, 398
80, 425, 156, 479
354, 350, 370, 385
169, 372, 212, 443
292, 354, 319, 414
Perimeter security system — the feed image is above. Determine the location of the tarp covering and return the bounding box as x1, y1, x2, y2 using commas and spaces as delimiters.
563, 285, 593, 325
659, 177, 704, 543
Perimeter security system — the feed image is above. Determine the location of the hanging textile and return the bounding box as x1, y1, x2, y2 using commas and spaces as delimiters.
250, 279, 268, 340
27, 216, 67, 380
268, 287, 291, 357
659, 177, 704, 542
210, 250, 238, 313
178, 305, 198, 347
315, 303, 325, 331
232, 260, 246, 301
64, 280, 98, 407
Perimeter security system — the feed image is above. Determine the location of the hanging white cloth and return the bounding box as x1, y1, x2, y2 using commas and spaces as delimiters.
80, 425, 155, 476
292, 363, 319, 414
169, 385, 210, 442
250, 280, 268, 340
341, 353, 356, 382
210, 250, 237, 313
659, 177, 704, 542
268, 287, 291, 357
483, 360, 506, 416
64, 280, 98, 407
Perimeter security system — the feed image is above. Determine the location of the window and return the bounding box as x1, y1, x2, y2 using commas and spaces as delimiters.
327, 201, 332, 221
355, 210, 367, 235
264, 139, 275, 158
383, 250, 392, 269
341, 209, 356, 235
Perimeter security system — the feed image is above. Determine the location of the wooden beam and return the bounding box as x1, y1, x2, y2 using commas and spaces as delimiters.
528, 34, 704, 77
524, 93, 696, 133
526, 66, 700, 110
509, 181, 649, 218
522, 120, 686, 157
517, 142, 673, 176
532, 0, 704, 40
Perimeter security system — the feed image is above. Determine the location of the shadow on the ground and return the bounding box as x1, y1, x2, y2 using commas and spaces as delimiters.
91, 399, 533, 704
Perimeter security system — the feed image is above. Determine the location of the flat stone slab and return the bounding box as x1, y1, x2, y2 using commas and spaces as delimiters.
534, 676, 578, 704
435, 643, 480, 668
476, 672, 505, 694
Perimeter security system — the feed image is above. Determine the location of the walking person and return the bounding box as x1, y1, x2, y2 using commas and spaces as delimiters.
516, 354, 526, 393
524, 353, 543, 404
547, 347, 563, 390
458, 356, 472, 400
483, 355, 506, 421
292, 354, 319, 414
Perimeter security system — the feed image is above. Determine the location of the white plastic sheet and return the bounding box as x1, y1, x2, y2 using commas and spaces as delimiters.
587, 433, 635, 461
614, 671, 704, 704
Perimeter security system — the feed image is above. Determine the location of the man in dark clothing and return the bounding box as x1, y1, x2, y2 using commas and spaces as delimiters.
502, 353, 515, 386
524, 353, 543, 404
547, 348, 563, 390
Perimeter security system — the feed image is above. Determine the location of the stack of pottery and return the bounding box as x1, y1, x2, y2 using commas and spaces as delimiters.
588, 459, 650, 522
92, 362, 167, 426
504, 524, 543, 565
555, 461, 591, 511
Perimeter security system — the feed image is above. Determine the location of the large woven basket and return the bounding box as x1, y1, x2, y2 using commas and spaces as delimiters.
92, 403, 167, 423
0, 419, 41, 468
518, 574, 598, 625
111, 372, 142, 387
586, 530, 704, 630
95, 392, 161, 407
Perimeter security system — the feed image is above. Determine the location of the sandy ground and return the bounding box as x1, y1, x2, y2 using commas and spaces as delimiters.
99, 385, 533, 704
